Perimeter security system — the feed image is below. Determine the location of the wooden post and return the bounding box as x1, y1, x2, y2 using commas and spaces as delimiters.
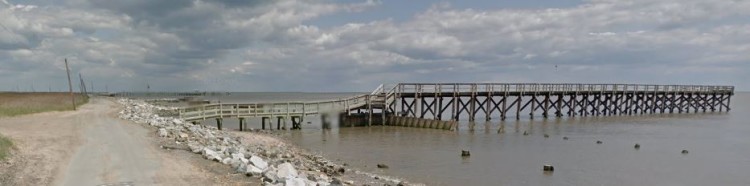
515, 95, 522, 120
530, 94, 536, 119
367, 96, 373, 126
239, 118, 245, 131
277, 117, 282, 130
65, 59, 76, 110
501, 95, 508, 120
486, 85, 492, 121
216, 118, 222, 130
435, 84, 441, 120
262, 117, 267, 130
469, 84, 476, 121
542, 92, 551, 118
718, 94, 724, 112
452, 84, 458, 120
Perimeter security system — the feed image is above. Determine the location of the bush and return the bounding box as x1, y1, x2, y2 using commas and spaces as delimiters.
0, 135, 12, 161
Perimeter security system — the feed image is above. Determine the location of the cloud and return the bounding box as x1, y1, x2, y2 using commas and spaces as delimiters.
0, 0, 748, 92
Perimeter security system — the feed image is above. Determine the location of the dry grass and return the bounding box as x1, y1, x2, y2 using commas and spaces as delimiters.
0, 92, 89, 117
0, 135, 11, 161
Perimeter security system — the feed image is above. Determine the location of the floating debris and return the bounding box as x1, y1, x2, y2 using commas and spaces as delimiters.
634, 144, 640, 149
596, 140, 603, 144
461, 150, 471, 157
543, 164, 554, 172
682, 150, 689, 154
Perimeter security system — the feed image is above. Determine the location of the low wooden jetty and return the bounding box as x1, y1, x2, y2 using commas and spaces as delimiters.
174, 83, 734, 130
177, 95, 371, 130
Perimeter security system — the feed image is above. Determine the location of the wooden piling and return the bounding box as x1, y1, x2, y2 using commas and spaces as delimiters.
239, 118, 245, 131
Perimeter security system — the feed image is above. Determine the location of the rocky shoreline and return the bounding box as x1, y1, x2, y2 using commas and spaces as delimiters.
117, 99, 414, 186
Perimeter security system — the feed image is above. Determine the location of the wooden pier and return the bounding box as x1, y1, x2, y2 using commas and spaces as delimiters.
384, 84, 734, 121
176, 83, 734, 130
176, 94, 371, 130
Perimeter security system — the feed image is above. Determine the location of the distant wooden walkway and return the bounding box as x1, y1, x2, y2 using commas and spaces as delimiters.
173, 83, 734, 130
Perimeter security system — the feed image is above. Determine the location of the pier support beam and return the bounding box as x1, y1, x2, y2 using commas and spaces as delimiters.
321, 114, 331, 129
277, 116, 286, 130
239, 118, 245, 131
261, 117, 269, 130
215, 118, 222, 130
291, 116, 302, 130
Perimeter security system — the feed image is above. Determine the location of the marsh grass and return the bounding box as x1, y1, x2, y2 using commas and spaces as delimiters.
0, 92, 89, 117
0, 134, 11, 161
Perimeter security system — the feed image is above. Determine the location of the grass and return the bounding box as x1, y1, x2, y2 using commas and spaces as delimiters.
0, 92, 89, 117
0, 134, 11, 161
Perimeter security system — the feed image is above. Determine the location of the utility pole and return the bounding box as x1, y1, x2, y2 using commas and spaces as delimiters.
79, 73, 87, 95
65, 59, 76, 110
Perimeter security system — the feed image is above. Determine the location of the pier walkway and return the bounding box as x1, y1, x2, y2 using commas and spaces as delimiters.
175, 83, 734, 129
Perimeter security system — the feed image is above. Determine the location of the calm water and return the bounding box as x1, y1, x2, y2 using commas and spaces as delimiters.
138, 92, 750, 185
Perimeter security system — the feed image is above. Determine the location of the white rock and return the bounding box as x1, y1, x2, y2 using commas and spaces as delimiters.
232, 153, 244, 159
250, 156, 269, 170
303, 179, 318, 186
235, 163, 247, 173
158, 128, 168, 137
173, 118, 183, 125
277, 163, 298, 179
203, 148, 222, 161
246, 164, 264, 176
230, 156, 247, 169
263, 170, 278, 183
188, 142, 202, 154
284, 178, 307, 186
222, 157, 232, 165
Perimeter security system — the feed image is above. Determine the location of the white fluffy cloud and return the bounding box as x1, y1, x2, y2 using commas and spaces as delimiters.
0, 0, 748, 92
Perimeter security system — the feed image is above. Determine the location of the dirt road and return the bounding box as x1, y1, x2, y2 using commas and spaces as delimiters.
0, 98, 236, 185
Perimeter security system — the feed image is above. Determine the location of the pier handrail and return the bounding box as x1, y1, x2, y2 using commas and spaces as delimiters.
392, 83, 734, 94
176, 83, 734, 122
370, 84, 385, 95
177, 93, 372, 121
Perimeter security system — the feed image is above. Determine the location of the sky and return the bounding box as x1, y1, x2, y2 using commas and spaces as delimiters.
0, 0, 748, 92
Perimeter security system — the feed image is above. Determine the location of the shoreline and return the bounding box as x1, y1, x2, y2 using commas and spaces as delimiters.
118, 98, 414, 185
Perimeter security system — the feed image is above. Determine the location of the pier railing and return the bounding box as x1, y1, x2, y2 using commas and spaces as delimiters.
178, 94, 370, 121
391, 83, 734, 94
177, 83, 734, 122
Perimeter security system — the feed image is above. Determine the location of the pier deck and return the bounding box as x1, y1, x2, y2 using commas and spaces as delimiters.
172, 83, 734, 130
387, 84, 734, 121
